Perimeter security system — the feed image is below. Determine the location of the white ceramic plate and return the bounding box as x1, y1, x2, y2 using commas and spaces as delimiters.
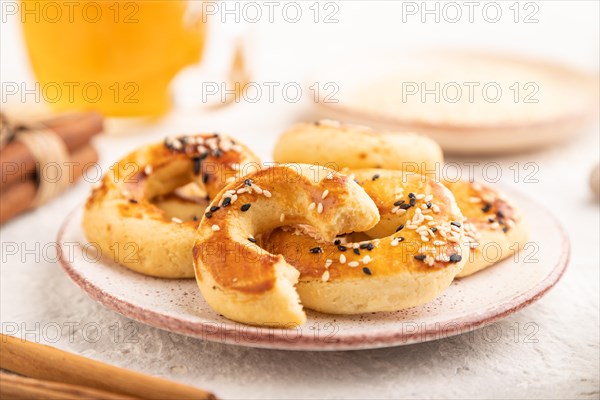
57, 191, 568, 351
312, 50, 598, 155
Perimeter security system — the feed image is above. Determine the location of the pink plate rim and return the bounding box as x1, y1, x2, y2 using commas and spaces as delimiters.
57, 197, 570, 351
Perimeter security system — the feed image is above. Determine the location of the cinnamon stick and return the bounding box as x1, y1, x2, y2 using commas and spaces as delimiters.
0, 145, 98, 224
0, 372, 140, 400
0, 112, 103, 187
0, 334, 216, 399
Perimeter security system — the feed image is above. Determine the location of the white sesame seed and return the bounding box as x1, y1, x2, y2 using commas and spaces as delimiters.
171, 217, 183, 224
253, 186, 263, 194
391, 206, 399, 213
469, 197, 482, 203
472, 182, 483, 191
424, 195, 433, 202
321, 190, 329, 199
321, 271, 330, 282
325, 259, 333, 268
433, 240, 446, 246
416, 194, 425, 200
424, 215, 434, 221
225, 176, 235, 183
353, 243, 360, 249
263, 190, 272, 198
308, 202, 316, 211
144, 165, 153, 175
406, 224, 418, 230
432, 205, 440, 213
421, 236, 430, 242
339, 254, 346, 264
447, 236, 459, 243
211, 224, 220, 231
280, 213, 285, 222
237, 188, 247, 194
362, 255, 372, 264
390, 239, 399, 247
348, 261, 360, 267
397, 209, 407, 215
317, 203, 324, 214
490, 222, 500, 230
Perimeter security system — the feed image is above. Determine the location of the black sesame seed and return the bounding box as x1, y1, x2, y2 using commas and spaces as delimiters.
334, 239, 341, 245
362, 267, 372, 275
205, 194, 210, 201
366, 243, 375, 251
205, 211, 213, 218
414, 254, 427, 261
451, 221, 462, 228
449, 254, 462, 263
210, 205, 220, 212
241, 203, 251, 212
214, 149, 222, 158
309, 247, 322, 254
396, 224, 405, 232
482, 203, 492, 213
353, 248, 360, 255
502, 226, 510, 233
488, 218, 496, 223
222, 197, 232, 207
192, 215, 199, 221
431, 227, 437, 232
248, 237, 257, 243
354, 179, 360, 184
408, 192, 416, 199
409, 198, 417, 206
496, 210, 505, 219
337, 245, 347, 252
128, 199, 138, 204
426, 201, 432, 209
213, 132, 220, 138
372, 174, 380, 181
244, 179, 252, 186
394, 200, 405, 206
400, 203, 411, 210
203, 173, 210, 184
396, 236, 405, 242
192, 156, 201, 175
359, 243, 369, 249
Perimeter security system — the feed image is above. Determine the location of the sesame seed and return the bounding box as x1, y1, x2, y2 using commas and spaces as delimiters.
339, 254, 346, 264
348, 261, 360, 267
409, 198, 417, 206
222, 197, 232, 207
416, 194, 425, 200
321, 271, 330, 282
144, 165, 153, 175
397, 209, 407, 215
399, 203, 411, 210
408, 193, 415, 199
372, 174, 380, 181
128, 199, 138, 204
205, 212, 213, 218
317, 203, 324, 214
502, 226, 510, 233
211, 224, 220, 231
248, 236, 256, 243
280, 213, 285, 222
390, 239, 399, 247
451, 221, 462, 228
321, 190, 329, 199
362, 267, 372, 275
244, 179, 252, 186
396, 224, 405, 232
421, 236, 429, 242
394, 200, 405, 206
325, 259, 333, 268
426, 201, 432, 209
366, 243, 375, 251
308, 202, 316, 211
449, 254, 462, 263
172, 217, 183, 224
263, 190, 272, 198
353, 248, 360, 255
192, 156, 201, 175
424, 195, 433, 202
337, 245, 347, 252
362, 255, 372, 264
482, 203, 492, 213
334, 239, 341, 245
469, 197, 481, 203
202, 173, 209, 184
237, 188, 247, 194
309, 247, 322, 254
414, 254, 427, 261
241, 203, 251, 212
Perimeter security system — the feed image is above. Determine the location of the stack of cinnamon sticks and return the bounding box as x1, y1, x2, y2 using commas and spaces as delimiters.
0, 112, 103, 224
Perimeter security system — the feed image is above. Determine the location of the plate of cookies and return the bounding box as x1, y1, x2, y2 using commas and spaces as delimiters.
57, 121, 569, 350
